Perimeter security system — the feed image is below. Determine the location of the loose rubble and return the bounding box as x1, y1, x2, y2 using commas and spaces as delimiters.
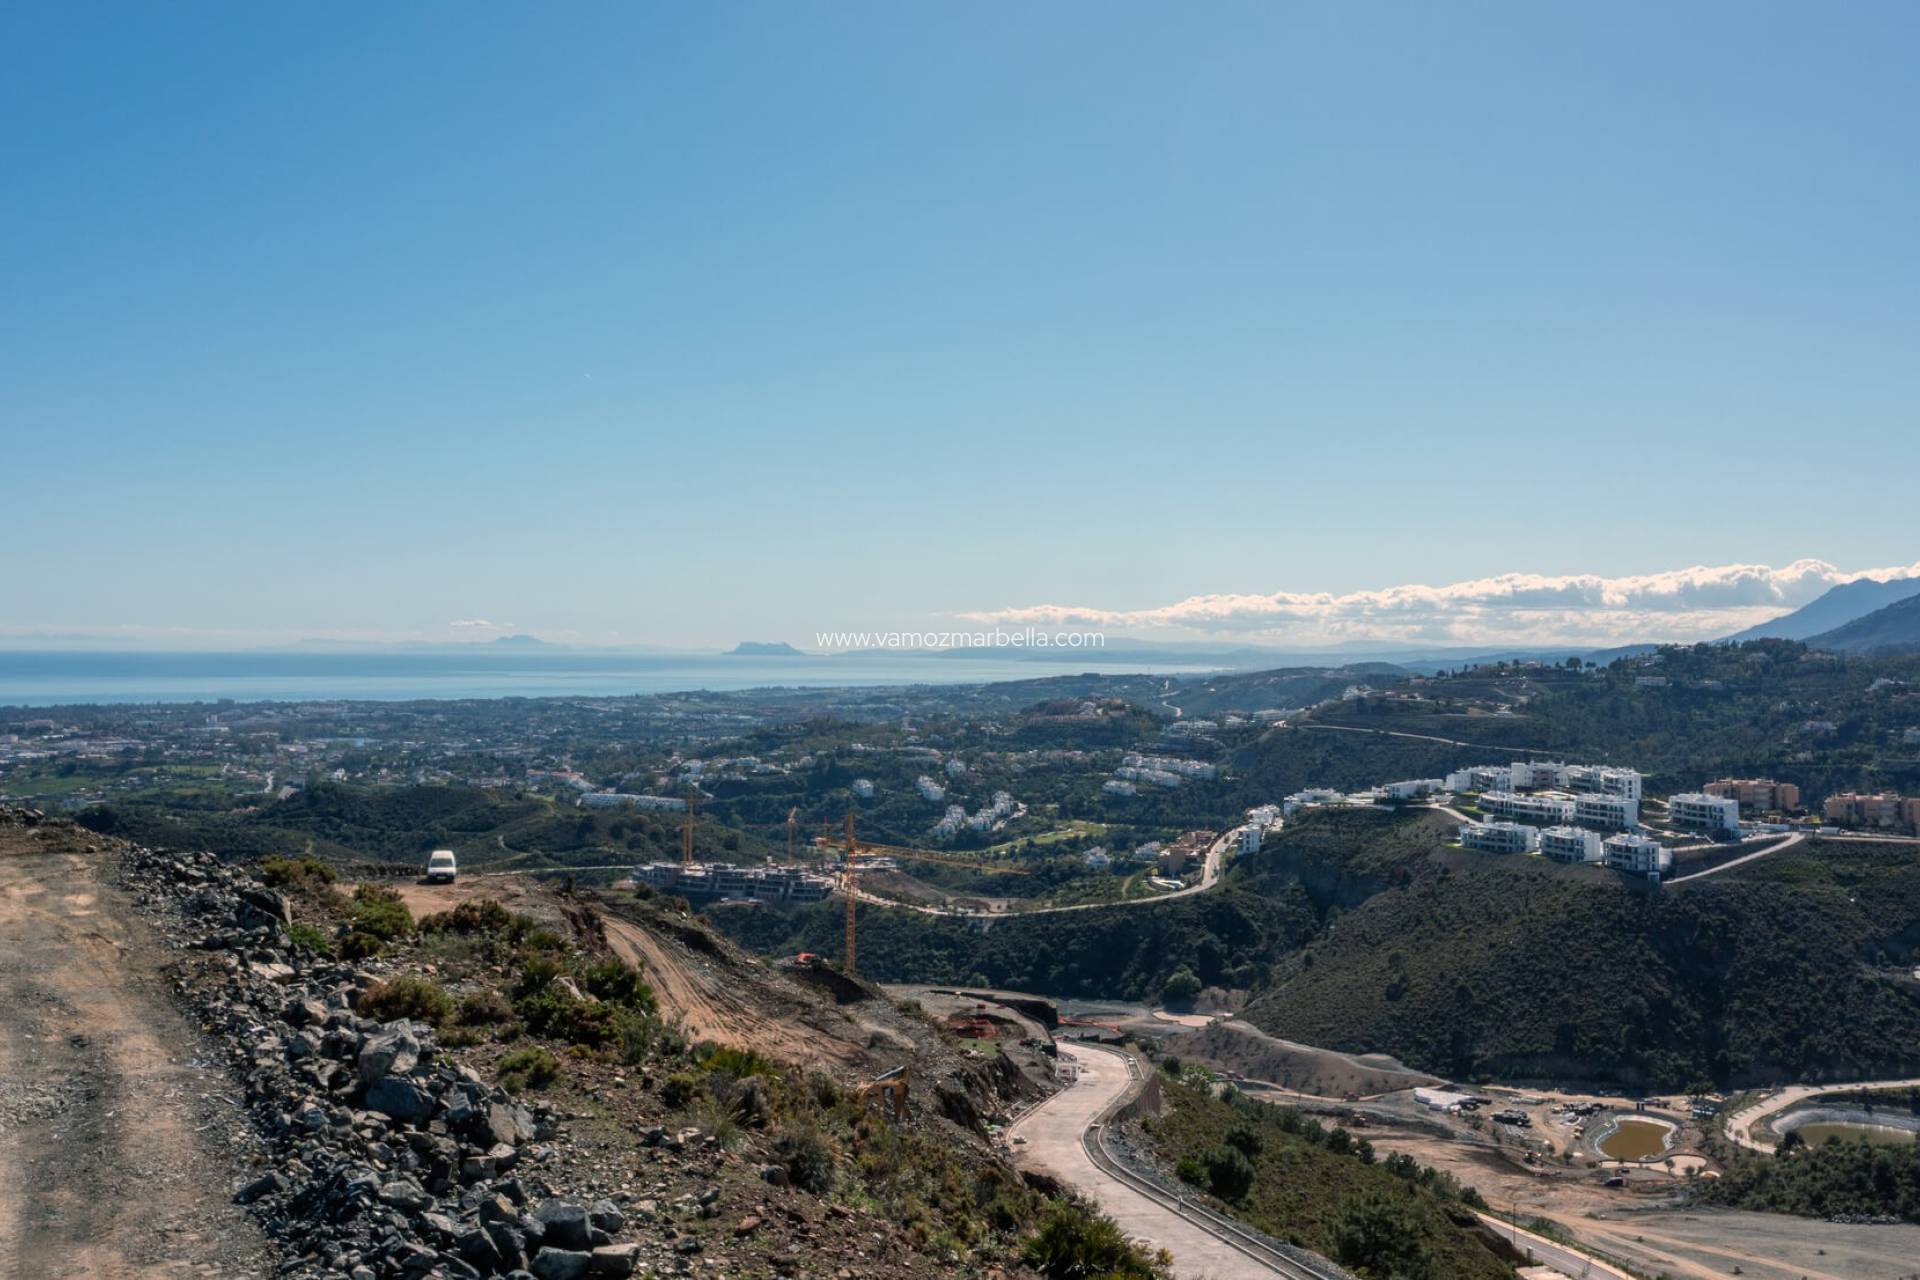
120, 845, 647, 1279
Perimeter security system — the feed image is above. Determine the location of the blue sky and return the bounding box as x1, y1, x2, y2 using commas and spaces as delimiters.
3, 2, 1916, 650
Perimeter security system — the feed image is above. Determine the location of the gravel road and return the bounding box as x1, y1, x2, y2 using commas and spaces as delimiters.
0, 818, 273, 1278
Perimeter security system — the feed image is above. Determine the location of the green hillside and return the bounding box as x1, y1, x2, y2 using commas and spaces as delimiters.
1134, 1075, 1512, 1280
1242, 818, 1920, 1089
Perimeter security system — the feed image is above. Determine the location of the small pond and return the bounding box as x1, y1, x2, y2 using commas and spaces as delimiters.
1599, 1117, 1673, 1160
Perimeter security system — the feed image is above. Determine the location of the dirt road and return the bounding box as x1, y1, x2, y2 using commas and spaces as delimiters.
390, 877, 874, 1065
1724, 1075, 1920, 1153
0, 820, 272, 1278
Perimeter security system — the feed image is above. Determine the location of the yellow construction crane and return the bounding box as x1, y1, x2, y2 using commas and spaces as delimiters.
843, 811, 858, 975
681, 788, 701, 869
827, 814, 1034, 978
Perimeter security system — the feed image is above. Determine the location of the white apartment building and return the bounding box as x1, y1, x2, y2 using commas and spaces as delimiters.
1102, 778, 1137, 797
1539, 826, 1605, 864
1084, 847, 1111, 870
1460, 821, 1540, 854
1667, 792, 1742, 835
1381, 778, 1446, 802
1479, 791, 1576, 824
851, 778, 875, 799
581, 792, 685, 812
1566, 765, 1643, 802
1604, 832, 1672, 877
1463, 765, 1516, 792
1573, 792, 1639, 831
1509, 761, 1569, 789
945, 758, 968, 777
1283, 787, 1345, 815
916, 775, 946, 803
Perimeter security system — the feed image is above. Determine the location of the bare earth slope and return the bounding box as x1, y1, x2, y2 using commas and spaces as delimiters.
0, 814, 273, 1279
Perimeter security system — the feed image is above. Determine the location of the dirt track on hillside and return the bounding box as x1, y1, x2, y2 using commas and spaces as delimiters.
0, 821, 271, 1278
390, 878, 872, 1066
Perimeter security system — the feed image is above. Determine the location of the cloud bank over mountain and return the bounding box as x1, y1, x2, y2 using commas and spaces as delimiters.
958, 558, 1920, 647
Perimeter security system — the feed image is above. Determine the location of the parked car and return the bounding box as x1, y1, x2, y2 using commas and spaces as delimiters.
425, 849, 458, 883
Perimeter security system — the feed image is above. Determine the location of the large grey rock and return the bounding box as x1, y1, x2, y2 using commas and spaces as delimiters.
473, 1100, 536, 1147
357, 1023, 421, 1084
376, 1177, 432, 1211
586, 1199, 624, 1234
531, 1249, 594, 1280
588, 1244, 640, 1277
365, 1076, 434, 1124
532, 1198, 591, 1250
237, 886, 292, 930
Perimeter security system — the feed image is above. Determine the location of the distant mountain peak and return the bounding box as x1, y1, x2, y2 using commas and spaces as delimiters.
490, 634, 549, 648
727, 640, 806, 657
1806, 592, 1920, 655
1723, 575, 1920, 643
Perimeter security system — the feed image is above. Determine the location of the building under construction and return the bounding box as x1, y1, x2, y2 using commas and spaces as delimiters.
632, 861, 832, 903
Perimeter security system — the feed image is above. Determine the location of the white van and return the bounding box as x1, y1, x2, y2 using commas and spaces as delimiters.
425, 849, 458, 883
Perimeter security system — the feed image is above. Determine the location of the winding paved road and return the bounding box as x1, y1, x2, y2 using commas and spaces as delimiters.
1009, 1043, 1326, 1279
849, 827, 1240, 919
1666, 832, 1804, 884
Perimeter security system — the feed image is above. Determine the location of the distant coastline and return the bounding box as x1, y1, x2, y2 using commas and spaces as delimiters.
0, 649, 1222, 708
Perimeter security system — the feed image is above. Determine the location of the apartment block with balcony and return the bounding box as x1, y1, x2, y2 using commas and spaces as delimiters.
1539, 826, 1605, 863
1604, 832, 1672, 877
1573, 792, 1640, 831
1667, 792, 1742, 835
1460, 821, 1540, 854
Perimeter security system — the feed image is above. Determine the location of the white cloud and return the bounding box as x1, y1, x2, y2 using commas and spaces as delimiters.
448, 618, 515, 631
958, 558, 1920, 647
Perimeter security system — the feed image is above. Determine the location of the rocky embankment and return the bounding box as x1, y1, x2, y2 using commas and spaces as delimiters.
109, 836, 657, 1280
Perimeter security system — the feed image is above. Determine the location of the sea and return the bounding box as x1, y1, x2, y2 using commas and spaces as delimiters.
0, 650, 1221, 708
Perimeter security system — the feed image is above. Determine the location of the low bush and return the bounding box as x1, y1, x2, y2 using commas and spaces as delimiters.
498, 1046, 560, 1093
773, 1125, 836, 1195
286, 921, 334, 955
582, 958, 656, 1013
338, 930, 385, 960
360, 975, 454, 1027
258, 855, 336, 890
1021, 1201, 1156, 1280
418, 898, 514, 935
457, 988, 515, 1027
350, 884, 413, 941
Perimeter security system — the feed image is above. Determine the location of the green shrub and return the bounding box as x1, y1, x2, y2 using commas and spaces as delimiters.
694, 1042, 774, 1080
514, 953, 567, 998
1021, 1201, 1155, 1280
516, 988, 599, 1043
773, 1125, 836, 1194
582, 959, 656, 1013
419, 898, 513, 935
286, 921, 334, 955
338, 930, 385, 960
457, 988, 515, 1026
359, 975, 454, 1027
661, 1070, 703, 1109
498, 1046, 561, 1093
350, 884, 413, 941
258, 855, 336, 890
1204, 1145, 1255, 1203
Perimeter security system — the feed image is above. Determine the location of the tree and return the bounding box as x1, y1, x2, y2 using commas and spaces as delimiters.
1161, 967, 1203, 1004
1203, 1145, 1255, 1203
